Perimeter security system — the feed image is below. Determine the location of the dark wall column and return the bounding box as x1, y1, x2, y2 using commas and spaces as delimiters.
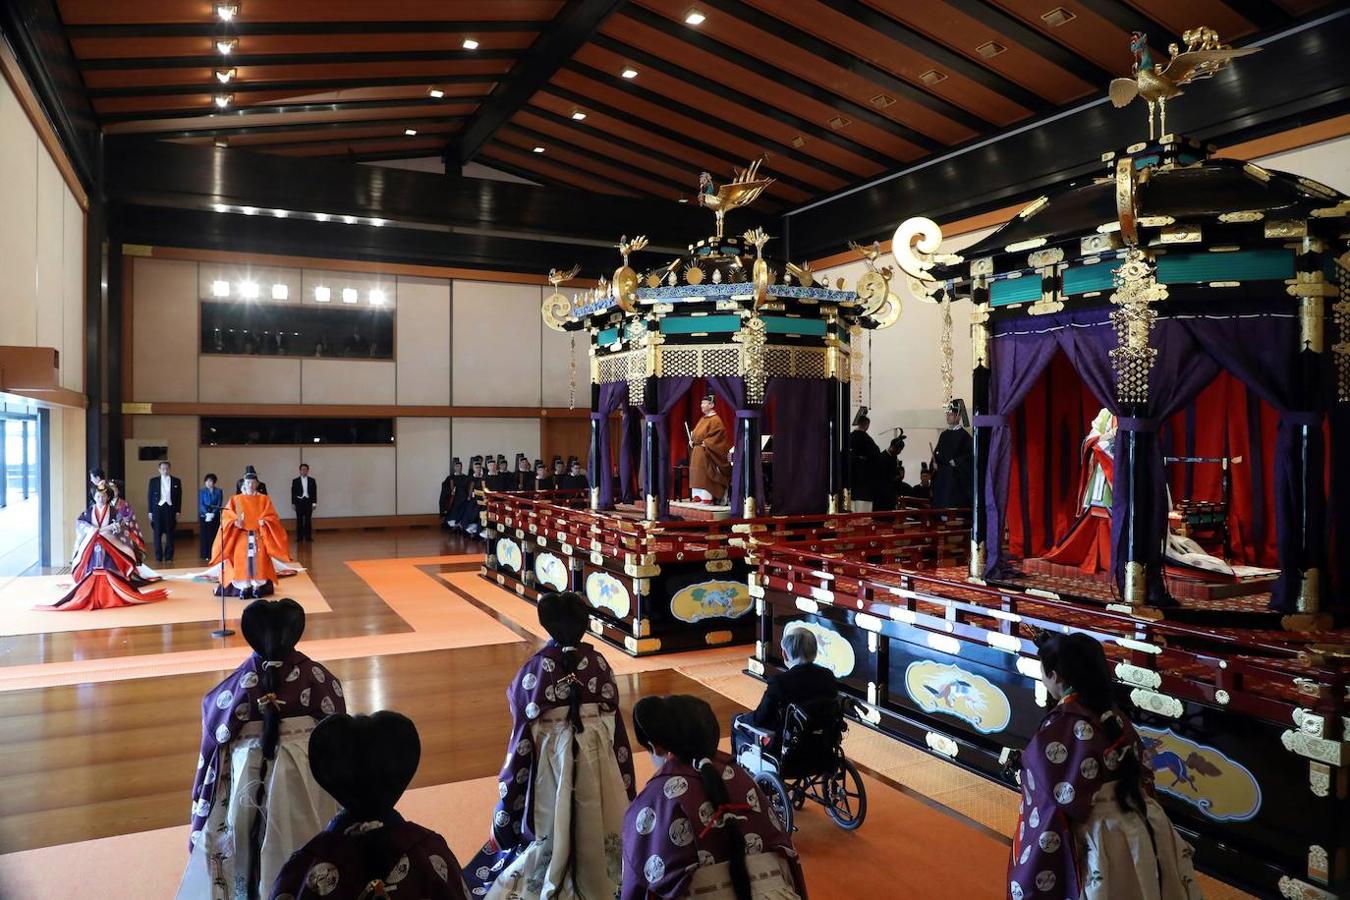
969, 297, 991, 580
1288, 236, 1329, 622
642, 374, 659, 521
104, 239, 124, 476
587, 381, 601, 510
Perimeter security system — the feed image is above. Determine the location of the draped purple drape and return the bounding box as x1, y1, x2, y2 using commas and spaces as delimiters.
706, 376, 767, 515
589, 381, 628, 509
647, 377, 694, 518
767, 378, 829, 515
619, 403, 641, 503
1175, 308, 1329, 612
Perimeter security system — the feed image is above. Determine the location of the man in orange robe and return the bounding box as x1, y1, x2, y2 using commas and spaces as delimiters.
688, 393, 731, 503
206, 470, 302, 597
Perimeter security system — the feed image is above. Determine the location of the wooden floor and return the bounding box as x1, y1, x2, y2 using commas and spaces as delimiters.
0, 528, 743, 855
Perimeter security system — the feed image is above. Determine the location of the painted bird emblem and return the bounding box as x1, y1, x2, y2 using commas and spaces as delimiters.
1108, 27, 1259, 140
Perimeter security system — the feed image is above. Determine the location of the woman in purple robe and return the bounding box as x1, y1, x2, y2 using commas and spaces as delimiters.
268, 710, 470, 899
179, 598, 345, 899
1009, 633, 1201, 900
465, 591, 636, 898
623, 695, 806, 900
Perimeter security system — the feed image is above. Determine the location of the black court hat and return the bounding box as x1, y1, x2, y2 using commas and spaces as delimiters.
309, 711, 421, 820
537, 591, 589, 647
241, 597, 306, 661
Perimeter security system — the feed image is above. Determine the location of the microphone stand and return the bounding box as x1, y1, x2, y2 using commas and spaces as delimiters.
202, 500, 236, 639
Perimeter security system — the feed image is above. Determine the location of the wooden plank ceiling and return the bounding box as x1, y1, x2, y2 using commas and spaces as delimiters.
59, 0, 1331, 211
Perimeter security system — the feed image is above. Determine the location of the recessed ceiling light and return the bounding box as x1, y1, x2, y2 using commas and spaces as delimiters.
213, 203, 228, 213
869, 92, 896, 109
828, 114, 851, 130
621, 67, 638, 79
571, 109, 587, 121
371, 218, 385, 227
315, 213, 330, 222
427, 87, 445, 99
369, 289, 387, 306
214, 2, 238, 21
215, 68, 235, 84
211, 279, 230, 297
341, 287, 358, 303
271, 283, 288, 300
1040, 7, 1076, 27
241, 205, 256, 215
272, 209, 287, 218
533, 146, 545, 153
462, 38, 479, 50
314, 286, 331, 302
404, 128, 418, 136
790, 135, 806, 148
214, 93, 232, 109
976, 40, 1007, 58
685, 10, 706, 25
919, 69, 947, 85
215, 39, 236, 55
239, 280, 260, 299
343, 215, 356, 224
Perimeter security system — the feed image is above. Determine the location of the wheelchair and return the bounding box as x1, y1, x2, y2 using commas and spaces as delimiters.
733, 695, 867, 833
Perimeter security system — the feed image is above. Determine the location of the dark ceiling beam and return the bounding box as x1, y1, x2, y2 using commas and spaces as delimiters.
538, 85, 821, 196
617, 6, 944, 154
100, 95, 480, 125
455, 0, 628, 164
563, 61, 859, 184
1221, 0, 1293, 32
589, 33, 897, 169
946, 0, 1116, 85
826, 0, 1052, 115
88, 73, 497, 98
522, 104, 706, 191
1071, 0, 1181, 49
484, 138, 661, 199
66, 20, 550, 39
125, 113, 470, 142
499, 122, 693, 198
239, 132, 457, 154
479, 148, 642, 198
81, 49, 521, 70
473, 152, 554, 187
699, 0, 992, 133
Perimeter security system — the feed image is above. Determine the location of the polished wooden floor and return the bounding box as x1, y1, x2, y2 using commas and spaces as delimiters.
0, 528, 745, 854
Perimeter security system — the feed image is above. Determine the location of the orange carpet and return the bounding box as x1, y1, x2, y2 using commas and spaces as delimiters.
0, 570, 328, 637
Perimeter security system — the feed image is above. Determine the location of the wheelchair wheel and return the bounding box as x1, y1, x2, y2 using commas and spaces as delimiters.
825, 760, 867, 830
756, 773, 795, 835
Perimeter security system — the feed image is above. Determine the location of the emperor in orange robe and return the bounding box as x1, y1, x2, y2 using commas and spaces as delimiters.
203, 474, 302, 597
689, 394, 731, 502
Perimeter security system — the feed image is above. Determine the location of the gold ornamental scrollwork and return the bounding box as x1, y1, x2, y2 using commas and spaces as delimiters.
1110, 249, 1167, 404
971, 302, 991, 370
744, 227, 772, 310
611, 235, 647, 313
541, 263, 581, 332
891, 217, 943, 303
939, 298, 954, 404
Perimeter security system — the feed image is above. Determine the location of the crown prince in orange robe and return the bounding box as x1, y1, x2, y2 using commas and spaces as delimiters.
202, 470, 302, 598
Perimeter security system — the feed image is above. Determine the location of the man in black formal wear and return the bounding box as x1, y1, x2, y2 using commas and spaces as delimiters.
291, 463, 317, 542
732, 627, 839, 755
147, 460, 183, 563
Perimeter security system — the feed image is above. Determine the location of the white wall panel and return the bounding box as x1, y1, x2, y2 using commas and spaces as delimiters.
199, 355, 301, 403
199, 447, 301, 506
301, 446, 397, 518
133, 258, 200, 402
35, 151, 64, 360
1256, 134, 1350, 194
451, 280, 542, 406
395, 276, 451, 405
62, 191, 84, 391
301, 359, 396, 404
0, 75, 38, 347
452, 417, 540, 464
395, 417, 450, 513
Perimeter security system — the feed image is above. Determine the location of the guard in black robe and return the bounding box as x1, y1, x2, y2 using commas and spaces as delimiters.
487, 455, 515, 492
514, 453, 536, 491
533, 459, 552, 491
875, 431, 906, 512
458, 456, 487, 536
441, 458, 470, 529
847, 406, 884, 512
559, 456, 588, 491
932, 399, 974, 509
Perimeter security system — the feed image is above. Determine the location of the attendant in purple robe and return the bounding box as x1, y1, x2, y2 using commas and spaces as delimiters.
1009, 633, 1201, 900
465, 591, 636, 898
179, 598, 345, 899
268, 710, 470, 899
623, 695, 806, 900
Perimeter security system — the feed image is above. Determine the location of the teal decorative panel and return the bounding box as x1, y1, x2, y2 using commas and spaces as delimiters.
1063, 263, 1120, 296
990, 276, 1042, 307
763, 316, 828, 336
597, 327, 620, 346
1157, 249, 1294, 284
661, 314, 742, 334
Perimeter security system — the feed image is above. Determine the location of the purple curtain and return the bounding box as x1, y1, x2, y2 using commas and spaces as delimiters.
647, 377, 694, 517
1176, 308, 1331, 612
618, 402, 641, 504
767, 378, 829, 515
589, 381, 628, 509
706, 376, 766, 515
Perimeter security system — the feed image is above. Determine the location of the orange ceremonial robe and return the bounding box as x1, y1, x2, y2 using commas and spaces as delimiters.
689, 413, 731, 497
209, 492, 293, 585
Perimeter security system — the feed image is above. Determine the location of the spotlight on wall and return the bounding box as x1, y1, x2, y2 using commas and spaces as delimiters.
271, 283, 288, 300
239, 281, 260, 299
273, 209, 288, 218
621, 67, 638, 79
214, 94, 233, 109
214, 2, 239, 21
342, 215, 356, 224
315, 212, 330, 222
341, 288, 359, 304
371, 218, 386, 227
213, 136, 229, 148
241, 205, 256, 215
215, 68, 235, 84
211, 280, 230, 298
369, 289, 387, 306
462, 38, 479, 50
314, 286, 331, 302
216, 39, 237, 55
212, 203, 229, 213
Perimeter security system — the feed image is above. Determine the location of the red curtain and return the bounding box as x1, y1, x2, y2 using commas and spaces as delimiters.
664, 378, 734, 499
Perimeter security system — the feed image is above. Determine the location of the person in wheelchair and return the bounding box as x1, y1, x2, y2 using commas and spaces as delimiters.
732, 627, 838, 758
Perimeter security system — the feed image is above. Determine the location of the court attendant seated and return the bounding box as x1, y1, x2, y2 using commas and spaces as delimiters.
732, 627, 838, 756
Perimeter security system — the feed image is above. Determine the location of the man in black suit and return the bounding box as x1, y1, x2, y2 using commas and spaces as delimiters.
235, 465, 268, 495
732, 627, 839, 755
147, 460, 182, 563
291, 463, 317, 542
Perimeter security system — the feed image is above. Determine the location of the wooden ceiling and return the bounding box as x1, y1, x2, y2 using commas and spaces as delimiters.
58, 0, 1334, 210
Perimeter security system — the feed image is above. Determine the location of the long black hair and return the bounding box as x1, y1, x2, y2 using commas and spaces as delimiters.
1035, 632, 1146, 817
309, 711, 423, 892
239, 598, 306, 899
634, 695, 752, 900
538, 591, 590, 733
